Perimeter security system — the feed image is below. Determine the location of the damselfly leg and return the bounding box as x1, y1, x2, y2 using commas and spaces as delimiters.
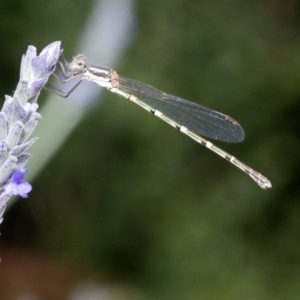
45, 58, 84, 98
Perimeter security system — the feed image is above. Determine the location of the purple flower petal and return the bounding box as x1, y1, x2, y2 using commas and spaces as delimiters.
4, 168, 32, 198
29, 42, 61, 85
20, 46, 37, 78
39, 41, 62, 73
31, 56, 48, 77
29, 78, 48, 95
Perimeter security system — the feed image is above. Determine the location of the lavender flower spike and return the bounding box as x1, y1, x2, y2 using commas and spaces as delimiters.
0, 41, 61, 224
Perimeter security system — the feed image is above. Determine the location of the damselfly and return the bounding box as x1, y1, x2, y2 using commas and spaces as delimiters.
47, 55, 271, 189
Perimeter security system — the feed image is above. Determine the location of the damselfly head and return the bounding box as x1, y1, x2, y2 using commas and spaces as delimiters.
68, 54, 87, 74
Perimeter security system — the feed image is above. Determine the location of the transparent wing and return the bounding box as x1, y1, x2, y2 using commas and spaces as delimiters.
118, 76, 245, 143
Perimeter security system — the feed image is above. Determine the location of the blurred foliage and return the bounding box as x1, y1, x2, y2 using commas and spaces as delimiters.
1, 0, 300, 299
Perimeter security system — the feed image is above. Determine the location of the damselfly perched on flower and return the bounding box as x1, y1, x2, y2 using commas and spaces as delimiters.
48, 54, 271, 189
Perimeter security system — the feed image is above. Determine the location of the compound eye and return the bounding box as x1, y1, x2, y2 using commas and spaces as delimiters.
78, 60, 85, 69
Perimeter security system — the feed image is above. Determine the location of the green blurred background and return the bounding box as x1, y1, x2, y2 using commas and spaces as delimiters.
1, 0, 300, 299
